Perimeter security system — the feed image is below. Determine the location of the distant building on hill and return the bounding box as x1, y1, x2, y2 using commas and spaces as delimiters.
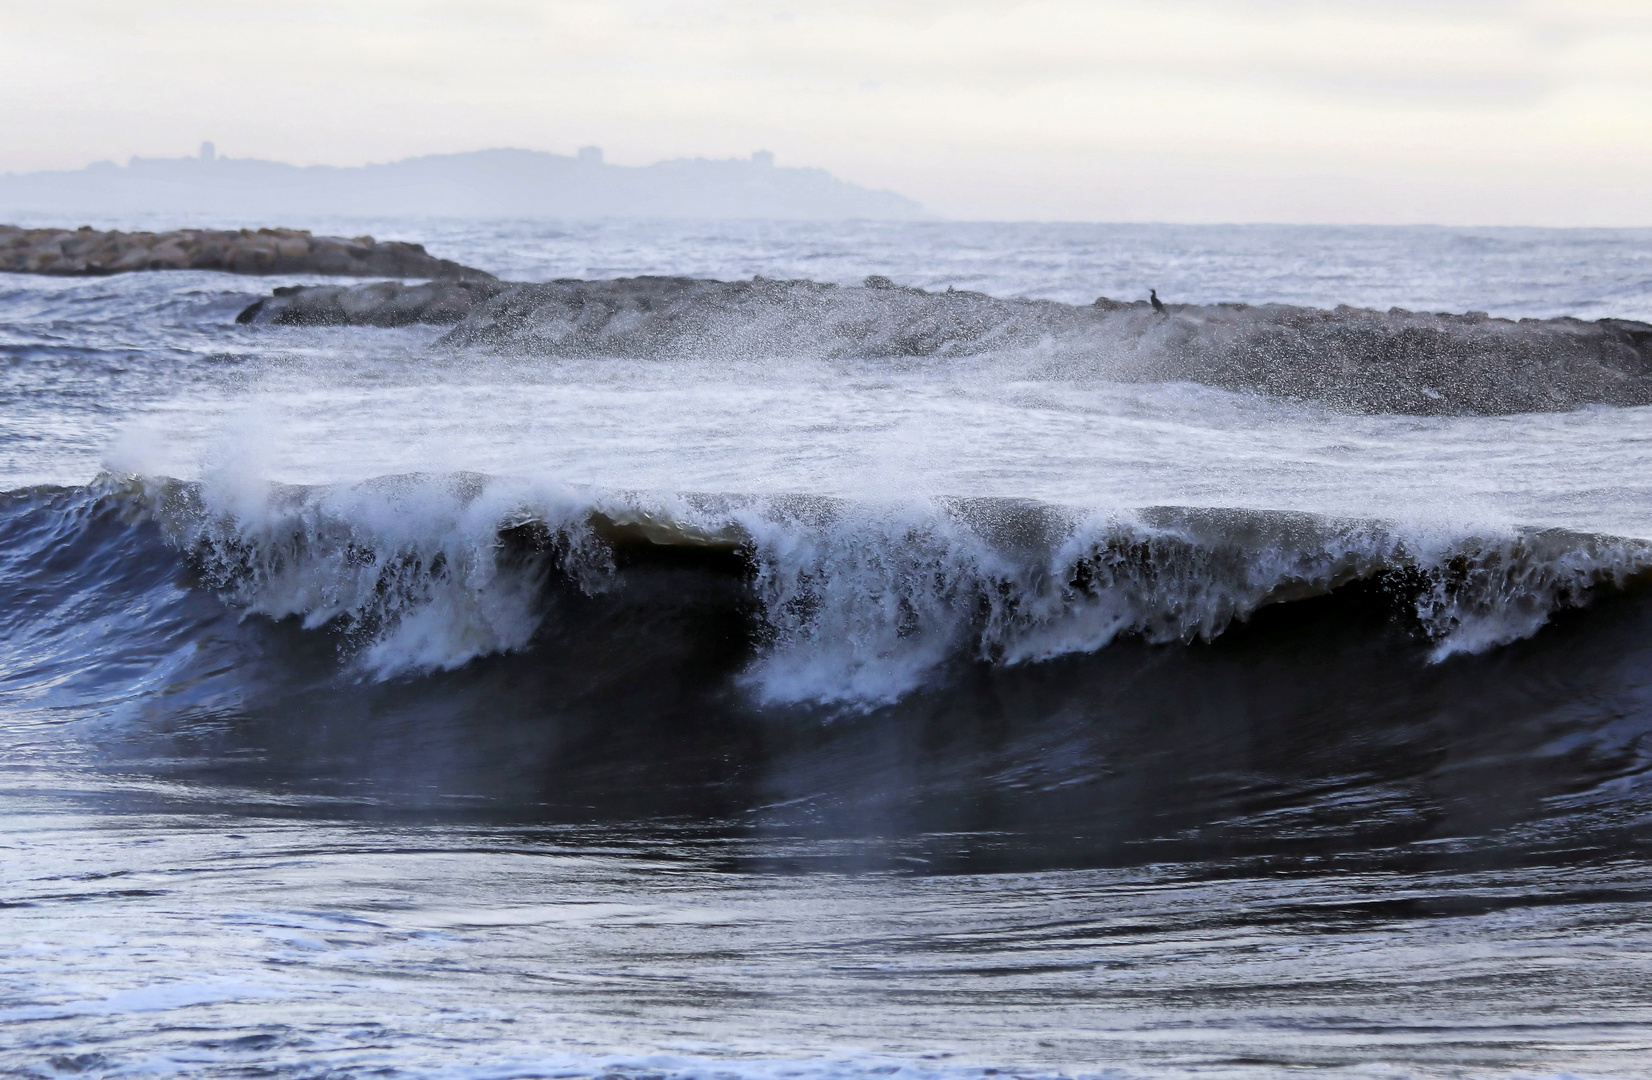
0, 146, 925, 221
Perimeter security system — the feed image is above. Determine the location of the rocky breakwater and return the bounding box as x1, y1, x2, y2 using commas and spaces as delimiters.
0, 224, 492, 279
237, 274, 1652, 415
236, 279, 508, 327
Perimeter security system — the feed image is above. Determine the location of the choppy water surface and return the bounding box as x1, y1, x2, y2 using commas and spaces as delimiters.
2, 220, 1651, 1079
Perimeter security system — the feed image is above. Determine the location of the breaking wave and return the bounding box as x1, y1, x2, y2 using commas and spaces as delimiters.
70, 473, 1651, 707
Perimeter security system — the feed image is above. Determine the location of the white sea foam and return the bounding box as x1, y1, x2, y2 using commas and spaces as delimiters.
136, 475, 1652, 702
150, 473, 608, 677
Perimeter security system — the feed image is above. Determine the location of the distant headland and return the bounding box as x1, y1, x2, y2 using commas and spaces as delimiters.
0, 144, 924, 221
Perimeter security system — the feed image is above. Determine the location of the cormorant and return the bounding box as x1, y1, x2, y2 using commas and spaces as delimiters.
1150, 289, 1166, 315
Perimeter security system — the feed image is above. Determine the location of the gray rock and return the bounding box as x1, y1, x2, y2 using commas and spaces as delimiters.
236, 278, 507, 327
0, 224, 492, 279
234, 272, 1652, 415
433, 276, 1652, 416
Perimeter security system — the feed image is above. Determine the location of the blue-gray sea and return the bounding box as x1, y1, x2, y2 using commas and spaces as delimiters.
3, 219, 1652, 1079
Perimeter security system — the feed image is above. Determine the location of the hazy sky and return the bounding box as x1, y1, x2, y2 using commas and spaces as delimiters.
4, 0, 1651, 224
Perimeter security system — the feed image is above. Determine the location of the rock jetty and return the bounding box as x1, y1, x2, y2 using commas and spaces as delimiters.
0, 225, 492, 279
237, 279, 507, 327
236, 275, 1652, 416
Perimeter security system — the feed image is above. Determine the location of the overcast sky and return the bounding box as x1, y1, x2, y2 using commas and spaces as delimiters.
3, 0, 1650, 224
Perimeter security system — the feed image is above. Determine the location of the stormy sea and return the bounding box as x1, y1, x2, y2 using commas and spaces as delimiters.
3, 219, 1652, 1079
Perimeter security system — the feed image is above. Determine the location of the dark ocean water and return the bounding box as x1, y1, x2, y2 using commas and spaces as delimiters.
2, 221, 1651, 1079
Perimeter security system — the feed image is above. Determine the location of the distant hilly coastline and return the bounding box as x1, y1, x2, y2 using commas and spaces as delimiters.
0, 145, 924, 221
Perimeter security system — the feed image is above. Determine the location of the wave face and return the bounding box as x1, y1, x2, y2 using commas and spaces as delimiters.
76, 474, 1652, 707
430, 276, 1652, 415
7, 472, 1652, 852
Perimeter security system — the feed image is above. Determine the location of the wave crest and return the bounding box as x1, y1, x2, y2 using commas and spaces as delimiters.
144, 474, 610, 677
104, 476, 1652, 706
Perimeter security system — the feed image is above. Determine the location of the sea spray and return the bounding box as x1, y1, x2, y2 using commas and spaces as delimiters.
111, 474, 1652, 702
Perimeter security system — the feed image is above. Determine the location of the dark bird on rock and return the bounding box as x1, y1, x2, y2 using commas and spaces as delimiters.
1150, 288, 1166, 315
